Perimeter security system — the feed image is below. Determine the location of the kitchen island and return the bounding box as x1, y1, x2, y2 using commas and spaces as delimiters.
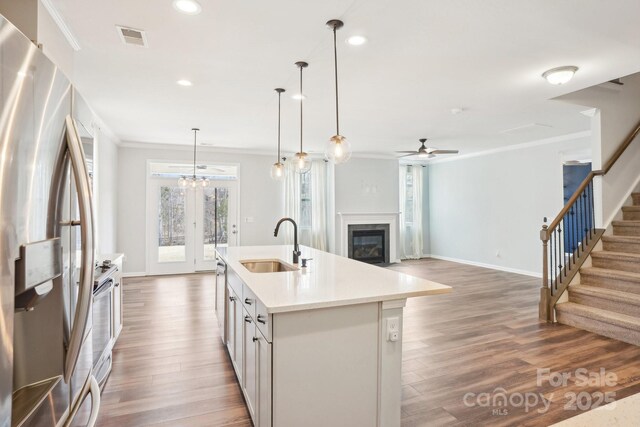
215, 245, 451, 427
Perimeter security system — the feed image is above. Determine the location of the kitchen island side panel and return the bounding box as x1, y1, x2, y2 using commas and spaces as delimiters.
272, 302, 380, 427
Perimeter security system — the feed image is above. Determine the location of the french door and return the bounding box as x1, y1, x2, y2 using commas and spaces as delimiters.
147, 179, 238, 275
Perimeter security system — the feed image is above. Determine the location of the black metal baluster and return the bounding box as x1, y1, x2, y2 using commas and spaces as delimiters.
550, 229, 555, 293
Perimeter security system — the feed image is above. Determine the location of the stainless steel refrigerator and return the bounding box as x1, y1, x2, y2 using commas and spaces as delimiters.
1, 14, 101, 427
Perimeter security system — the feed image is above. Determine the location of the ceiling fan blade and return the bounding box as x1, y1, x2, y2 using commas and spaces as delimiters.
398, 153, 417, 158
430, 149, 459, 154
395, 151, 418, 154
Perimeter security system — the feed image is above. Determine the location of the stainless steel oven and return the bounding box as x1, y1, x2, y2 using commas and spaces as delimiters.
92, 265, 116, 389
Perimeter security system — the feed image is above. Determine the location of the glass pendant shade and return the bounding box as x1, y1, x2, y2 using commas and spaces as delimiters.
326, 135, 351, 164
294, 152, 311, 174
271, 162, 285, 180
178, 128, 209, 189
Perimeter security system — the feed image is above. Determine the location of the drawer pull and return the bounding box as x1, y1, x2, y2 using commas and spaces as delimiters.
244, 298, 253, 305
257, 315, 266, 324
244, 315, 252, 323
252, 337, 259, 342
229, 296, 236, 302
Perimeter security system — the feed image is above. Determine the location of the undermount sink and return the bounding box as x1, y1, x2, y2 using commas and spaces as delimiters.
240, 259, 298, 273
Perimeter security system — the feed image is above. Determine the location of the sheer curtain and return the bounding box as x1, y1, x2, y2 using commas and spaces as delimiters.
399, 165, 424, 259
398, 165, 408, 259
283, 160, 327, 251
409, 166, 424, 258
310, 161, 328, 251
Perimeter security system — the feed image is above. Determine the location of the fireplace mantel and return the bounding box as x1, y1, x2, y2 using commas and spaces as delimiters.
337, 212, 400, 263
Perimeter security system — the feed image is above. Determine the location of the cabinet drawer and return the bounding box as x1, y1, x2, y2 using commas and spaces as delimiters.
256, 299, 271, 342
227, 267, 244, 299
242, 284, 257, 319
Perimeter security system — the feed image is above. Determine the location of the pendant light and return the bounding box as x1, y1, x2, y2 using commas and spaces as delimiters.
325, 19, 352, 164
270, 88, 286, 180
294, 61, 311, 174
178, 128, 210, 188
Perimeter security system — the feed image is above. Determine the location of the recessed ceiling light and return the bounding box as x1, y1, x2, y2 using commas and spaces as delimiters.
291, 93, 306, 100
176, 79, 193, 86
542, 66, 578, 85
172, 0, 201, 15
346, 35, 367, 46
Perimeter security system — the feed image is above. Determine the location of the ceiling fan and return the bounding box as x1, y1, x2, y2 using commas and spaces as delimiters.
396, 138, 459, 159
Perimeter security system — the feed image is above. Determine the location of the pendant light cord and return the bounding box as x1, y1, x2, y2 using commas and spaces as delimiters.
333, 25, 340, 136
299, 64, 303, 153
192, 129, 197, 179
277, 90, 281, 162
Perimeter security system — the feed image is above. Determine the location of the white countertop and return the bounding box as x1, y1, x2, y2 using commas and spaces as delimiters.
217, 245, 451, 313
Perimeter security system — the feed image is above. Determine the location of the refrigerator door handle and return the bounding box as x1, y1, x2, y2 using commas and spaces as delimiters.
64, 375, 101, 427
63, 115, 96, 383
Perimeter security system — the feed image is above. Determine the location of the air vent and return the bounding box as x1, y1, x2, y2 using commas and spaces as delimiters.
116, 26, 148, 47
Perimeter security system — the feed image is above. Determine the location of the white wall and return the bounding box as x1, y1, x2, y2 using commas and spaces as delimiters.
117, 145, 285, 273
334, 158, 399, 214
556, 72, 640, 227
428, 134, 590, 276
95, 124, 119, 254
37, 3, 74, 80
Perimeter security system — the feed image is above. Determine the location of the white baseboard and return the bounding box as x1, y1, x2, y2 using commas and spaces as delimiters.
427, 254, 542, 278
122, 271, 147, 278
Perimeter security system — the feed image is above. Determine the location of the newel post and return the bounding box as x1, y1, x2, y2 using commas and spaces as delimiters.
539, 218, 552, 322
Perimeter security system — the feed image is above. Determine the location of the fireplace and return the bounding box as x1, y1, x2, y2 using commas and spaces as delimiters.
348, 224, 390, 264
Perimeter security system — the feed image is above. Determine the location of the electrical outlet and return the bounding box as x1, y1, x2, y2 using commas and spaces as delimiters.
387, 317, 400, 342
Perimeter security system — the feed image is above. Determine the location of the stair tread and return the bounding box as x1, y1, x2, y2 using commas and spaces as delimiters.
622, 206, 640, 211
612, 220, 640, 225
591, 250, 640, 260
581, 266, 640, 281
569, 285, 640, 304
556, 302, 640, 331
602, 235, 640, 242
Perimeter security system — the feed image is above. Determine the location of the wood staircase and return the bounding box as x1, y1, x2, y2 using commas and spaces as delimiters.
556, 192, 640, 346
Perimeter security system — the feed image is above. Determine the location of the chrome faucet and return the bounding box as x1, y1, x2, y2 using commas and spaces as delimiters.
274, 217, 301, 264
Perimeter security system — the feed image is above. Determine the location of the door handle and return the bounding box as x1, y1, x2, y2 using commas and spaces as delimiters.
63, 115, 95, 383
64, 375, 101, 427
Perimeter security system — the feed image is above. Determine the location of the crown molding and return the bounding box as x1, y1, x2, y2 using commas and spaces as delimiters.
40, 0, 81, 51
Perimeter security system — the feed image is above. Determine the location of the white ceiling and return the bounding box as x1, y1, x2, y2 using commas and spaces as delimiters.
52, 0, 640, 156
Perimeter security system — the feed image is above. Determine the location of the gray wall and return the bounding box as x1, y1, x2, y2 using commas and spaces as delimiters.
428, 135, 590, 275
117, 145, 285, 273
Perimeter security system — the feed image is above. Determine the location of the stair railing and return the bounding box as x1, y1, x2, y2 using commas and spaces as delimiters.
539, 119, 640, 321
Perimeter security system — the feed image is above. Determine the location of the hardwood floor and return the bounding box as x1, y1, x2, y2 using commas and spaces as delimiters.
97, 260, 640, 426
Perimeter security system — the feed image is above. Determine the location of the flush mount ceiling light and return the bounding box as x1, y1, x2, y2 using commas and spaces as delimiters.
293, 61, 311, 174
542, 66, 578, 85
325, 19, 352, 164
270, 88, 286, 181
178, 128, 210, 188
346, 35, 367, 46
172, 0, 202, 15
176, 79, 193, 86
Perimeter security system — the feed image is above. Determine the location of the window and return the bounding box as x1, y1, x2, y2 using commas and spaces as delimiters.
404, 167, 414, 224
300, 172, 312, 229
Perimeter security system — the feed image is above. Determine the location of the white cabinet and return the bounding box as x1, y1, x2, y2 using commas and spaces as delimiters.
242, 309, 257, 423
256, 330, 272, 427
223, 274, 272, 427
226, 285, 243, 380
215, 260, 226, 343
